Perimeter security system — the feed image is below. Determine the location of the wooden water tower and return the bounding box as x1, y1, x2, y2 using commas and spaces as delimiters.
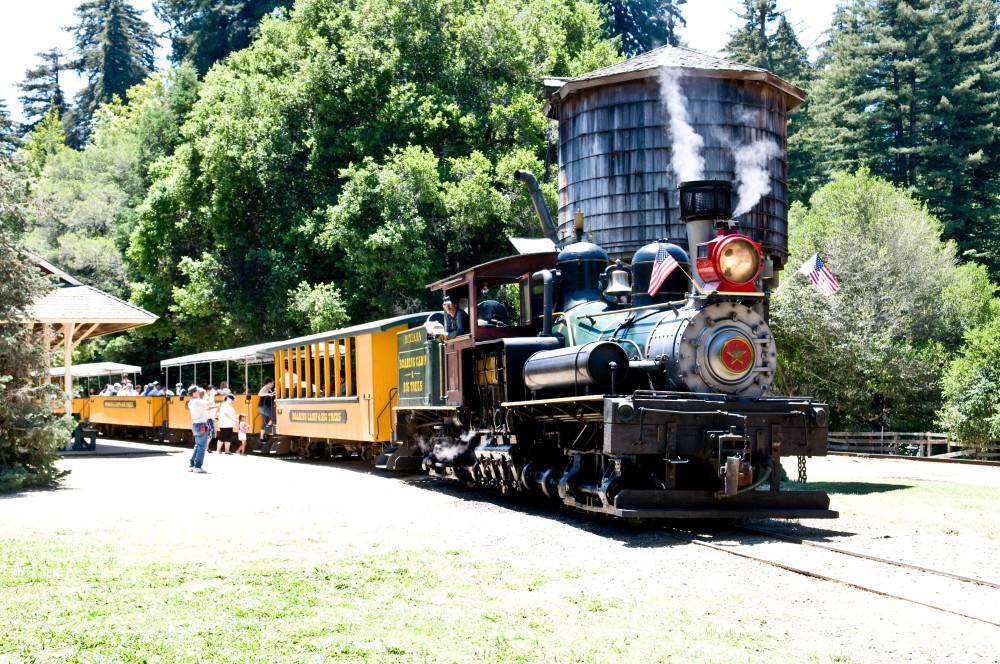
543, 46, 807, 275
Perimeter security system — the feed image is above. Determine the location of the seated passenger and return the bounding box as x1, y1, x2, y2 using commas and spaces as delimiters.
442, 295, 469, 339
338, 375, 357, 396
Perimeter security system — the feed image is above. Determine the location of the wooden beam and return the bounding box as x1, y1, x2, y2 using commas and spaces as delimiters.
323, 341, 331, 398
344, 337, 353, 397
304, 343, 312, 398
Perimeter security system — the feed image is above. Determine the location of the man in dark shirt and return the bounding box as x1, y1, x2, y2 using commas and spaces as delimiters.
442, 295, 469, 339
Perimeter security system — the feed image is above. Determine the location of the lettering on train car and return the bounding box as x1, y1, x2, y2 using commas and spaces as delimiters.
401, 380, 424, 393
289, 410, 347, 424
397, 327, 431, 404
401, 329, 424, 345
397, 355, 427, 369
105, 400, 137, 409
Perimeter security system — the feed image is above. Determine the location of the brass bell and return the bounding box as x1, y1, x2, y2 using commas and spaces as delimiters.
604, 269, 632, 297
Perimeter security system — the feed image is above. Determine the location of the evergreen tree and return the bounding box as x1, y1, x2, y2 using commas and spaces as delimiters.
0, 157, 73, 492
16, 49, 68, 131
0, 100, 19, 155
920, 0, 1000, 264
605, 0, 687, 56
723, 0, 779, 70
154, 0, 293, 76
69, 0, 158, 143
768, 15, 812, 87
722, 1, 810, 85
804, 0, 1000, 271
722, 3, 815, 202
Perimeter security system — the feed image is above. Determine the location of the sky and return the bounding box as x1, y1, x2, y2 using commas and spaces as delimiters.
0, 0, 842, 125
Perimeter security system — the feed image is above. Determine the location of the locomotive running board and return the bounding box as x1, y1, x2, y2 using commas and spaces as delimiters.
609, 489, 838, 520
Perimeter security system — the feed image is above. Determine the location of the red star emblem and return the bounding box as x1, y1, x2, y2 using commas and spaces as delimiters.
720, 337, 753, 373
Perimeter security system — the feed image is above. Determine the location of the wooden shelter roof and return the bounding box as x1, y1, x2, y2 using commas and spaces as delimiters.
25, 252, 158, 342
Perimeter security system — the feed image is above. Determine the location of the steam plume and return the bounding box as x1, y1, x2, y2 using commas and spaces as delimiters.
731, 138, 779, 217
425, 429, 478, 463
658, 64, 704, 182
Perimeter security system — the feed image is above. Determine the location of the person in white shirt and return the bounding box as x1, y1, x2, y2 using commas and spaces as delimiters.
216, 394, 239, 454
187, 388, 218, 473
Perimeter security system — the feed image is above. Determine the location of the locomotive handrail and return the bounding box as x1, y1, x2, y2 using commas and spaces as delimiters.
585, 299, 687, 318
374, 387, 398, 440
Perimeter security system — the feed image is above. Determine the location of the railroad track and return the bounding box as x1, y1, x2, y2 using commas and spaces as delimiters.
827, 451, 999, 466
664, 525, 1000, 627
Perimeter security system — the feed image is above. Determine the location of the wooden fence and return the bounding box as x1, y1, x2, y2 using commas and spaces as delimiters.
827, 431, 1000, 460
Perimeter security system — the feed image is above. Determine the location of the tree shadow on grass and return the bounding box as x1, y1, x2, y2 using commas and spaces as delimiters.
787, 481, 910, 496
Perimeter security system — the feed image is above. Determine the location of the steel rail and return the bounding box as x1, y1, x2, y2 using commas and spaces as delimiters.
736, 525, 1000, 589
664, 529, 1000, 628
827, 451, 1000, 466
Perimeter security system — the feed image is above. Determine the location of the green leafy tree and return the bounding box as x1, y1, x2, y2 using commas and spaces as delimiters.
23, 67, 200, 368
16, 48, 68, 132
130, 0, 620, 347
288, 281, 349, 334
605, 0, 686, 55
0, 157, 73, 492
938, 316, 1000, 446
154, 0, 294, 76
772, 170, 996, 431
18, 107, 67, 175
68, 0, 158, 143
802, 0, 1000, 271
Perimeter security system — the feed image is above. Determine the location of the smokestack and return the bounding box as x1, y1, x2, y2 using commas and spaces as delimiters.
678, 180, 734, 289
514, 170, 559, 245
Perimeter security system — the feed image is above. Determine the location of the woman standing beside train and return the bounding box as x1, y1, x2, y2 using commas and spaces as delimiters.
216, 394, 238, 454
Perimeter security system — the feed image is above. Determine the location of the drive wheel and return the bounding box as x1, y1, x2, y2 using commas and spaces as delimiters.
360, 443, 384, 465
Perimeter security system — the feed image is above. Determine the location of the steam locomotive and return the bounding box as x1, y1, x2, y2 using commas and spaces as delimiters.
380, 177, 836, 520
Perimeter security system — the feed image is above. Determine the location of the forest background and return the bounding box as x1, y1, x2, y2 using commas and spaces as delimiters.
2, 0, 1000, 454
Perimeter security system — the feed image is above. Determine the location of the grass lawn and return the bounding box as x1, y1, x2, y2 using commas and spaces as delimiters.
3, 454, 996, 662
0, 538, 807, 663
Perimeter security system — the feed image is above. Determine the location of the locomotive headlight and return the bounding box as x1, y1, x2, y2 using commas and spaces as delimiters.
695, 232, 763, 293
718, 239, 760, 284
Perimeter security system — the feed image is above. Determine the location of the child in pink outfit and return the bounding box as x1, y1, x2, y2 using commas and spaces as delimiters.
237, 415, 250, 456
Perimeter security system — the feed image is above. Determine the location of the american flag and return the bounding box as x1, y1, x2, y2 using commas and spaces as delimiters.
798, 253, 840, 296
648, 243, 679, 296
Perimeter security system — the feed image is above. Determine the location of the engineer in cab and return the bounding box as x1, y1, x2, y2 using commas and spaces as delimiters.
442, 295, 468, 339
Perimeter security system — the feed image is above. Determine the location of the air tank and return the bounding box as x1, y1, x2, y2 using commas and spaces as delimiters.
543, 46, 807, 274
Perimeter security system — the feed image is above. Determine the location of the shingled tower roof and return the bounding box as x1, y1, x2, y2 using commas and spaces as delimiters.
543, 45, 808, 117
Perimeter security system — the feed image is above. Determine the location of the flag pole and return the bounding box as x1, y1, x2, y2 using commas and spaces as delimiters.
673, 262, 709, 296
770, 277, 791, 298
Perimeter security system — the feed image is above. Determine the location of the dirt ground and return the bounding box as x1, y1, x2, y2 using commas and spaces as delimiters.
3, 445, 1000, 662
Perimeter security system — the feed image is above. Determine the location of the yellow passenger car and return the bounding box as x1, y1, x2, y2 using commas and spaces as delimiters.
261, 312, 433, 460
159, 342, 274, 444
89, 396, 167, 430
